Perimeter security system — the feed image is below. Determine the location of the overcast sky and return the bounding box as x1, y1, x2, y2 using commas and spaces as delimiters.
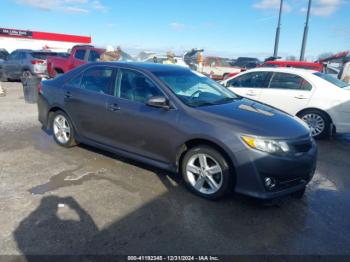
1, 0, 349, 59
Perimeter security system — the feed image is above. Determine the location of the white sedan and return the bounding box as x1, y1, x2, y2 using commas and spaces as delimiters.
221, 67, 350, 138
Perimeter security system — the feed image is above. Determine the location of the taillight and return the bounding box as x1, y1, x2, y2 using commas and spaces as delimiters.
31, 59, 45, 65
38, 82, 42, 93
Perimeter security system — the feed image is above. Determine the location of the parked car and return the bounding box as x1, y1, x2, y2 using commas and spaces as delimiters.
202, 56, 241, 80
262, 60, 324, 72
0, 49, 64, 81
47, 45, 104, 78
0, 48, 9, 61
221, 68, 350, 138
38, 63, 317, 200
231, 57, 261, 68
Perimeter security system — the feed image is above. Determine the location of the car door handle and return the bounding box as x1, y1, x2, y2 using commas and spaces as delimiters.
294, 95, 308, 99
246, 92, 257, 96
64, 91, 72, 99
107, 103, 120, 111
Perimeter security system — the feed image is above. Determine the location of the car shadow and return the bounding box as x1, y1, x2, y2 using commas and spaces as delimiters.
14, 140, 319, 258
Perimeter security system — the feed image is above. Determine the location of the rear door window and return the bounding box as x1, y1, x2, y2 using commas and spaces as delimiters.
80, 67, 114, 94
74, 49, 86, 61
269, 73, 312, 90
227, 71, 271, 88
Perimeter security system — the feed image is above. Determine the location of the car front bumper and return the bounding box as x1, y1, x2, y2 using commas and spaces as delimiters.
232, 142, 317, 199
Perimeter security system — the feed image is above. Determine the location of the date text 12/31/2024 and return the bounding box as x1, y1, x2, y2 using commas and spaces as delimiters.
127, 256, 220, 261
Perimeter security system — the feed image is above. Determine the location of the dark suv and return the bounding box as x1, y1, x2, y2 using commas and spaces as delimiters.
38, 62, 317, 200
0, 49, 63, 81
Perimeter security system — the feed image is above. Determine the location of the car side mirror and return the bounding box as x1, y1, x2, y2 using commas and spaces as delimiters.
146, 96, 171, 109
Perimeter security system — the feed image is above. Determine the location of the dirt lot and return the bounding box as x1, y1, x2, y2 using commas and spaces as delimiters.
1, 82, 350, 256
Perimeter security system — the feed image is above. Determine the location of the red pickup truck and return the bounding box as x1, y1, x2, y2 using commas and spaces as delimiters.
47, 45, 104, 78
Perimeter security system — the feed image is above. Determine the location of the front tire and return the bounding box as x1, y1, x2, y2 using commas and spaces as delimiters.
298, 109, 331, 139
181, 146, 233, 200
51, 111, 77, 147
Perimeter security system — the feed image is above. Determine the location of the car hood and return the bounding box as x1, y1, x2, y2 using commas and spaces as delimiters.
195, 98, 310, 139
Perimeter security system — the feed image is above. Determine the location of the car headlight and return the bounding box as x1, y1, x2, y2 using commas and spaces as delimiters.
241, 135, 290, 154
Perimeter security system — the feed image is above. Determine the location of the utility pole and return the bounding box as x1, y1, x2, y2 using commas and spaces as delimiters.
273, 0, 284, 58
300, 0, 312, 61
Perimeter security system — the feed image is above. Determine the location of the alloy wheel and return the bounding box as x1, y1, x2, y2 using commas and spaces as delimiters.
53, 115, 71, 144
185, 153, 223, 195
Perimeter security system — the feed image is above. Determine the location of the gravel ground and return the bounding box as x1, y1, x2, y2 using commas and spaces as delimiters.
0, 82, 350, 257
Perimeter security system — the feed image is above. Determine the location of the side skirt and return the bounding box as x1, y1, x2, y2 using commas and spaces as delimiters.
75, 134, 178, 173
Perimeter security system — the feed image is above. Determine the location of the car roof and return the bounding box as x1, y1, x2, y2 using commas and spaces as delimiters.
264, 60, 321, 66
247, 67, 317, 76
13, 49, 33, 52
90, 62, 190, 73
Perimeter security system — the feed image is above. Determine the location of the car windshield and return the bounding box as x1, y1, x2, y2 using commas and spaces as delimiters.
314, 72, 349, 88
155, 70, 239, 107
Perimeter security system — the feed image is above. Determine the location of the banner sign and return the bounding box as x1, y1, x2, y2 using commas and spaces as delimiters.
0, 28, 33, 38
0, 28, 91, 43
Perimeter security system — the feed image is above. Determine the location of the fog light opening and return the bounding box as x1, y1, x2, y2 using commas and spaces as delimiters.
264, 177, 276, 190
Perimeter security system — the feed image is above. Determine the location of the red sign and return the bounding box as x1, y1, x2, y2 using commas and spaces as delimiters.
0, 27, 91, 44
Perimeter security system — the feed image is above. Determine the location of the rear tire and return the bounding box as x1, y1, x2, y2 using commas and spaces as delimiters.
298, 109, 331, 139
22, 70, 32, 79
51, 111, 77, 148
181, 146, 233, 200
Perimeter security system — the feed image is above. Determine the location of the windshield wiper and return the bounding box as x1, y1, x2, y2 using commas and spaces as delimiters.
212, 97, 239, 105
190, 97, 239, 107
191, 101, 217, 107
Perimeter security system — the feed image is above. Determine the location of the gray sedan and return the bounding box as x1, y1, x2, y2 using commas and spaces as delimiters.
37, 62, 317, 200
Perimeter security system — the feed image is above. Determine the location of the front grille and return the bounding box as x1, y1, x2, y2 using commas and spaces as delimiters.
277, 176, 307, 190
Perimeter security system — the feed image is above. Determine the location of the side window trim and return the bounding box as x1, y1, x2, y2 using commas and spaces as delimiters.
267, 72, 275, 89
